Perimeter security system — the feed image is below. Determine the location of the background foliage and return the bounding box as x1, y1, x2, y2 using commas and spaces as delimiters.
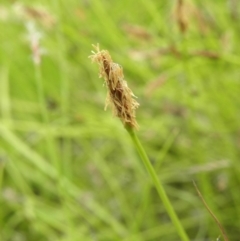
1, 0, 240, 240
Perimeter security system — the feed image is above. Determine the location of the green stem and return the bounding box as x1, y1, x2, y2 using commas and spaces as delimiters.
126, 125, 189, 241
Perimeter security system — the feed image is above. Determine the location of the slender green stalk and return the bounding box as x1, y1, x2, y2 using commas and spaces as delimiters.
34, 65, 59, 172
125, 125, 189, 241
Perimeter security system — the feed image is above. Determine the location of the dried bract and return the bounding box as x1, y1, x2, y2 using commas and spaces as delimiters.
89, 44, 139, 129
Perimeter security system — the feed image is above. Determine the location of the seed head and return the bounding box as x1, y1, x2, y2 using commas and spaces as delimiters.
89, 44, 139, 129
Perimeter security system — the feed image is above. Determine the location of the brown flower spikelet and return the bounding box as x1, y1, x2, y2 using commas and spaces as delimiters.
89, 44, 139, 129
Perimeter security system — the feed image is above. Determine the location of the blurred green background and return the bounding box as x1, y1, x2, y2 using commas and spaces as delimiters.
1, 0, 240, 240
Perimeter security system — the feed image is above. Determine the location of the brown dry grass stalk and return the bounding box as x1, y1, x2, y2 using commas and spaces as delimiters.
193, 181, 229, 241
89, 44, 139, 129
175, 0, 188, 33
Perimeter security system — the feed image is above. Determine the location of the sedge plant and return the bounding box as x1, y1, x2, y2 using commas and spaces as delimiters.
89, 44, 190, 241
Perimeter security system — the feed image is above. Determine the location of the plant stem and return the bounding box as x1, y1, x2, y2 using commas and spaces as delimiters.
126, 125, 189, 241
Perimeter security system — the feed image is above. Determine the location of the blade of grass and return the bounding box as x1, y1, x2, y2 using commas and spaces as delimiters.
126, 125, 189, 241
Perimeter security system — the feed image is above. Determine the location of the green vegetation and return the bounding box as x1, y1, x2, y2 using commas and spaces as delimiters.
1, 0, 240, 240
